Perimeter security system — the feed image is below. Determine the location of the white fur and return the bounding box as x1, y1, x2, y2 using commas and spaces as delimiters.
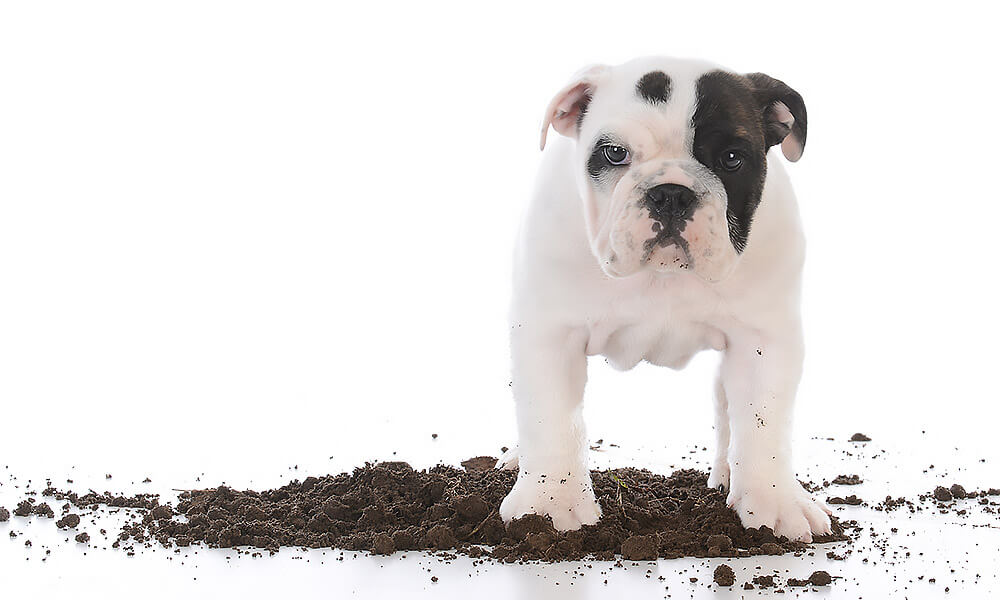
498, 57, 832, 542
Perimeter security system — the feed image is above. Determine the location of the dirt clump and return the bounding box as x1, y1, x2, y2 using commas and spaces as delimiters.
831, 474, 862, 485
788, 570, 832, 587
460, 457, 497, 472
828, 495, 863, 506
713, 564, 735, 586
75, 532, 90, 543
56, 513, 81, 529
809, 570, 833, 585
0, 507, 9, 522
621, 534, 659, 561
13, 500, 33, 517
849, 433, 871, 442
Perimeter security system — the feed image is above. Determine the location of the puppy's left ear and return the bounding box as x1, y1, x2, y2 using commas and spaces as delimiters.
745, 73, 807, 162
540, 64, 609, 150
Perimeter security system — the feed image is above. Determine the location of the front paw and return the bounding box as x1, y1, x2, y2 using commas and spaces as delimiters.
499, 471, 602, 531
727, 473, 832, 542
707, 460, 731, 493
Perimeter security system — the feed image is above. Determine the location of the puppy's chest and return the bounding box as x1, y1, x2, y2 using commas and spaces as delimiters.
583, 283, 726, 371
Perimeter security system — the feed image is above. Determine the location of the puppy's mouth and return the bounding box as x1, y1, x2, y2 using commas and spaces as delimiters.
641, 221, 692, 267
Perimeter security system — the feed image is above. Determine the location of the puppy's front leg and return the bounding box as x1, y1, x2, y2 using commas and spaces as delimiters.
706, 374, 731, 493
498, 326, 602, 531
722, 327, 831, 542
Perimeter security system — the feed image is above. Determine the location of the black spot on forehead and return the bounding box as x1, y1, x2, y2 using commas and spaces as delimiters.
636, 71, 672, 105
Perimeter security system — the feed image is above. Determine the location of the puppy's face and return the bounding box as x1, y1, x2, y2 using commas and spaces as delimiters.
541, 59, 807, 282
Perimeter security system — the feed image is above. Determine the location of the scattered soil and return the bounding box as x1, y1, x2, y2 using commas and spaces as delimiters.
713, 564, 735, 586
42, 462, 847, 563
75, 532, 90, 543
849, 433, 871, 442
0, 507, 9, 522
831, 474, 863, 485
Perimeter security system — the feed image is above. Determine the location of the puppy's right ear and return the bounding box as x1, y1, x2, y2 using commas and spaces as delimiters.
539, 65, 609, 151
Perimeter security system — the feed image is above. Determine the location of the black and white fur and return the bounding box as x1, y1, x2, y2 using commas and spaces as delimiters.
497, 56, 831, 542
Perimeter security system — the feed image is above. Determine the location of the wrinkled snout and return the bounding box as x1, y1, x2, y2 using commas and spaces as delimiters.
601, 161, 739, 283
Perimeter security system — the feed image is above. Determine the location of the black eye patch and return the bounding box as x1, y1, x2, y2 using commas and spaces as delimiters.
586, 135, 629, 180
692, 71, 769, 254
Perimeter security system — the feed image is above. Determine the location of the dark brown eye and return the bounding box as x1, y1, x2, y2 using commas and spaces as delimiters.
719, 150, 743, 171
602, 145, 630, 165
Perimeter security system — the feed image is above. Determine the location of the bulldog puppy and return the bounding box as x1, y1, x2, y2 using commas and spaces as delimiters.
497, 56, 832, 542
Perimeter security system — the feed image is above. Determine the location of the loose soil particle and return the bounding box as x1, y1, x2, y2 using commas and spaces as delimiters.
934, 486, 953, 502
849, 433, 872, 442
75, 532, 90, 543
0, 507, 9, 522
43, 461, 847, 562
809, 570, 833, 586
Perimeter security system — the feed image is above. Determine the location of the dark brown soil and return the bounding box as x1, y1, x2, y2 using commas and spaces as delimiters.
788, 570, 833, 587
75, 532, 91, 543
828, 495, 863, 506
831, 474, 862, 485
849, 433, 871, 442
42, 460, 847, 563
0, 507, 9, 522
55, 513, 81, 529
713, 564, 735, 586
934, 486, 953, 501
14, 500, 34, 517
810, 570, 833, 585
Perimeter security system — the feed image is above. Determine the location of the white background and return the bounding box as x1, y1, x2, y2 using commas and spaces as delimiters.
1, 1, 998, 598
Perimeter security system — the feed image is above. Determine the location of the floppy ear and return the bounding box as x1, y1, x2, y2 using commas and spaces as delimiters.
539, 64, 609, 150
745, 73, 807, 162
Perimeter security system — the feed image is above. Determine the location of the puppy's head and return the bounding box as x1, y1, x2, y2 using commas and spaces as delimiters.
540, 58, 807, 282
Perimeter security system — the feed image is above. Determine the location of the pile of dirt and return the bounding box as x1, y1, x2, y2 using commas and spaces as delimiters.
42, 460, 848, 563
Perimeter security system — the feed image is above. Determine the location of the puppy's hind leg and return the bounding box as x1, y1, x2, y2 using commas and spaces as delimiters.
706, 373, 731, 493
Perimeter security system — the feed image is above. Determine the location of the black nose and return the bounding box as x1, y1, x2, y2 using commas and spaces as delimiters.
645, 183, 697, 219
